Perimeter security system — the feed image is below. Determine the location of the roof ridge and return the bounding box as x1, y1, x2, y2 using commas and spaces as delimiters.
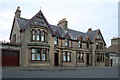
68, 28, 85, 34
86, 29, 99, 33
18, 17, 29, 20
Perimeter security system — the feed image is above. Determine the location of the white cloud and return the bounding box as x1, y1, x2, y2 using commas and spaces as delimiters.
0, 1, 118, 46
0, 0, 119, 3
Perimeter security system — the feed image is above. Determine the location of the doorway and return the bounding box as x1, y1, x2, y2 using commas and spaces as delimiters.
54, 53, 59, 66
86, 54, 89, 65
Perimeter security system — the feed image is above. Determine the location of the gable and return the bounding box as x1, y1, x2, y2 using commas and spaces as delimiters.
9, 18, 21, 43
96, 32, 102, 40
20, 10, 53, 35
30, 14, 48, 28
94, 30, 106, 46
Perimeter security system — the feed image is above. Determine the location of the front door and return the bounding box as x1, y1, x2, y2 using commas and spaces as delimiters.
86, 54, 89, 65
54, 53, 59, 66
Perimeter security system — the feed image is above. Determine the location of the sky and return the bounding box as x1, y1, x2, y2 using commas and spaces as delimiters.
0, 0, 119, 47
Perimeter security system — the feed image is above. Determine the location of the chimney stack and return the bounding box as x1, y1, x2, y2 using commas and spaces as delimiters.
87, 28, 92, 32
57, 18, 68, 30
15, 6, 21, 18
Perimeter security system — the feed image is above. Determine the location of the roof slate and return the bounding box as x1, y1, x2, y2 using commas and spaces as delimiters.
86, 30, 99, 41
16, 16, 98, 42
16, 17, 28, 29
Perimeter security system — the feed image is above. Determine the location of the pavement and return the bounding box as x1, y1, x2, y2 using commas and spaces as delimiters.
1, 66, 119, 78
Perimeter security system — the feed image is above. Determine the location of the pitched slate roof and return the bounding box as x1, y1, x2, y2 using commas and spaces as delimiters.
86, 30, 99, 41
16, 16, 99, 42
14, 9, 101, 42
48, 24, 98, 41
16, 17, 28, 29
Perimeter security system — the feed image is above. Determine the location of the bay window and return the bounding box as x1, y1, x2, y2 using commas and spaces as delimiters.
31, 48, 48, 61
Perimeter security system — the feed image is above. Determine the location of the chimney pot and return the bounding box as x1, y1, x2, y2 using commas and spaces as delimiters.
15, 6, 21, 18
87, 28, 92, 32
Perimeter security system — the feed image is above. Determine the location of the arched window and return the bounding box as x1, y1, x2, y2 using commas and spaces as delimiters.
41, 31, 45, 41
32, 30, 36, 40
36, 30, 41, 41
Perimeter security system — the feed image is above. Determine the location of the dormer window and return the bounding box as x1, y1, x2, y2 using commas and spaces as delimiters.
65, 38, 69, 47
78, 41, 82, 48
32, 30, 36, 40
54, 36, 58, 45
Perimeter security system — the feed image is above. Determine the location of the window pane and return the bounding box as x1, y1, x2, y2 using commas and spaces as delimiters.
32, 49, 35, 53
37, 49, 41, 53
41, 36, 44, 41
79, 41, 81, 44
77, 53, 80, 61
36, 35, 40, 40
68, 52, 70, 55
36, 54, 40, 60
32, 30, 35, 34
37, 30, 40, 34
32, 35, 35, 40
63, 52, 66, 61
63, 52, 66, 55
65, 39, 68, 46
54, 37, 58, 45
63, 55, 66, 61
32, 54, 35, 60
81, 53, 83, 58
42, 53, 45, 60
67, 56, 70, 61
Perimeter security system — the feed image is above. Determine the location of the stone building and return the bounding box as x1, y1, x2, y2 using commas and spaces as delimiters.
106, 37, 120, 66
3, 7, 106, 67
